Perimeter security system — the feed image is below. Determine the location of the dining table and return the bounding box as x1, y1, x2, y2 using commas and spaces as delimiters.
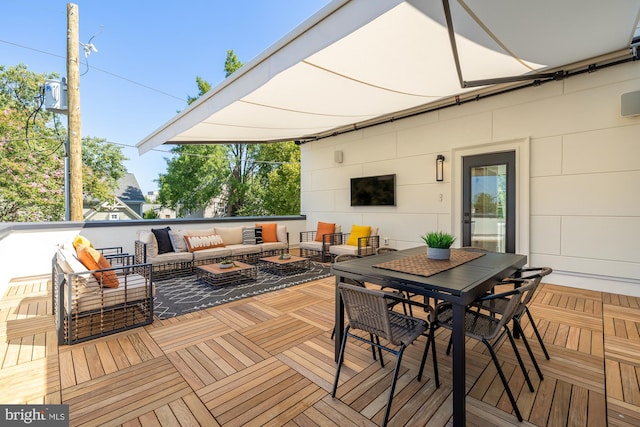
330, 246, 527, 427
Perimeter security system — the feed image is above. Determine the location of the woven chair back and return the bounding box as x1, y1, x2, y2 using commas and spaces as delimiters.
483, 279, 536, 340
516, 267, 552, 308
339, 282, 396, 342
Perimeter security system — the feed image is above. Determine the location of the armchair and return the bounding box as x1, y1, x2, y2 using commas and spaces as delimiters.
329, 225, 379, 260
52, 247, 154, 345
299, 223, 342, 262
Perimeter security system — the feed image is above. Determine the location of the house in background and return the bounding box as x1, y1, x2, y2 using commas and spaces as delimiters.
84, 173, 145, 221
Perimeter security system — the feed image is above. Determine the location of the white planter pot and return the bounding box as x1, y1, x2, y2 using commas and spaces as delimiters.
427, 247, 450, 260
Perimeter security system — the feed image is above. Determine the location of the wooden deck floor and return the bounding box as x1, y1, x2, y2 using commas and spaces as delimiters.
1, 271, 639, 426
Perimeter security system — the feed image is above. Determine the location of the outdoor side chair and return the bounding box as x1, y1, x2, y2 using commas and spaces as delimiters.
332, 282, 439, 427
465, 266, 553, 382
330, 254, 411, 359
509, 266, 553, 360
375, 247, 416, 316
434, 279, 538, 422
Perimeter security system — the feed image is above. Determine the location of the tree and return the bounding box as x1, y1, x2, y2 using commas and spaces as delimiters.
0, 64, 127, 221
254, 142, 300, 215
143, 209, 159, 219
473, 192, 497, 215
186, 76, 211, 105
158, 144, 228, 217
81, 136, 127, 207
157, 50, 301, 217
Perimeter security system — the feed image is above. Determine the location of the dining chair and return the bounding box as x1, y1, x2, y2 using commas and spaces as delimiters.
375, 247, 416, 317
509, 266, 553, 360
330, 255, 382, 363
467, 267, 553, 380
330, 254, 409, 365
331, 254, 410, 342
332, 282, 439, 427
434, 279, 537, 422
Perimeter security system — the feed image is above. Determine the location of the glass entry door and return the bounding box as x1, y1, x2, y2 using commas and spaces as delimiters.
462, 151, 515, 253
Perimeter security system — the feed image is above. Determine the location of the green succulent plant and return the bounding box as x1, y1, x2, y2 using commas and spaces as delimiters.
420, 231, 456, 249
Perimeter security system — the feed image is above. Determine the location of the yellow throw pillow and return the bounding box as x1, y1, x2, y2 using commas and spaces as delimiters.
346, 225, 371, 246
72, 235, 92, 250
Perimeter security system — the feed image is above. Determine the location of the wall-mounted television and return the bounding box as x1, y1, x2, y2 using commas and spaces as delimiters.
350, 174, 396, 206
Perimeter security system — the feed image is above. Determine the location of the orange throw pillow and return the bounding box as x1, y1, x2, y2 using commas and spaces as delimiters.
315, 222, 335, 242
256, 223, 278, 243
75, 244, 119, 288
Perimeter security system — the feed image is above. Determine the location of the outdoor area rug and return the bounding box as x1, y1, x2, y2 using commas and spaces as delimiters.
153, 261, 332, 319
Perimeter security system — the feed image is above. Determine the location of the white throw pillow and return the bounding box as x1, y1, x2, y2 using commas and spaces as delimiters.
277, 225, 287, 243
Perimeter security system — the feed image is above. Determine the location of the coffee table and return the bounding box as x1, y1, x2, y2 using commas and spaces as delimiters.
259, 255, 310, 275
195, 261, 258, 286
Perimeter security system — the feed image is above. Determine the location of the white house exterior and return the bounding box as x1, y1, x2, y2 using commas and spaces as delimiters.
300, 60, 640, 295
135, 0, 640, 295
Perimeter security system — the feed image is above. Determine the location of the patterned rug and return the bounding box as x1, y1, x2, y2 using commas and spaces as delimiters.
153, 261, 332, 319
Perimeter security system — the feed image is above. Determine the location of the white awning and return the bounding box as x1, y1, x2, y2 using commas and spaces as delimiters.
137, 0, 640, 154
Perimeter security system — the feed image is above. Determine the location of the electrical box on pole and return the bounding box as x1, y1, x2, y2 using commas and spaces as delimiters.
43, 78, 68, 114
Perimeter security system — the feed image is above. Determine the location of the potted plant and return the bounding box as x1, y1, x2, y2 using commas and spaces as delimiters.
420, 231, 456, 260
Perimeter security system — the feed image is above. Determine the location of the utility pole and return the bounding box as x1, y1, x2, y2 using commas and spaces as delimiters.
67, 3, 83, 221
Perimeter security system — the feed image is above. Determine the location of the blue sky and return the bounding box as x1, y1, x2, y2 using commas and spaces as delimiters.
2, 0, 331, 194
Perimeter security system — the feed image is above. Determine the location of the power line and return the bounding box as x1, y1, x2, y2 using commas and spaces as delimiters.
4, 136, 299, 164
106, 140, 299, 164
0, 39, 188, 102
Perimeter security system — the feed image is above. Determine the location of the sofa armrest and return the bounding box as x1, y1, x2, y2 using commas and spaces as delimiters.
98, 246, 124, 256
323, 232, 344, 246
300, 230, 317, 243
357, 235, 380, 257
134, 240, 148, 264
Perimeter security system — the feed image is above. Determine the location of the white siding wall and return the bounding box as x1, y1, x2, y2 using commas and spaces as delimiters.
301, 61, 640, 295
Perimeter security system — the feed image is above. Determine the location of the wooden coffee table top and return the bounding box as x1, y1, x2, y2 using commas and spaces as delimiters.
260, 255, 308, 265
197, 261, 254, 274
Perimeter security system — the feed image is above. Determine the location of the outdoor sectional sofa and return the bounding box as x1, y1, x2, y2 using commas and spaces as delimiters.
134, 224, 289, 279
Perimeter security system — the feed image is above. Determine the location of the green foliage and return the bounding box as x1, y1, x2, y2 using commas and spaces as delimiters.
143, 209, 159, 219
255, 142, 300, 215
186, 76, 211, 105
224, 50, 243, 77
0, 64, 128, 221
82, 136, 127, 205
473, 192, 497, 215
158, 51, 300, 218
157, 144, 228, 217
420, 231, 456, 249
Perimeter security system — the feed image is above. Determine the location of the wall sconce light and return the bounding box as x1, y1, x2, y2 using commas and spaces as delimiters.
436, 154, 445, 181
334, 150, 343, 163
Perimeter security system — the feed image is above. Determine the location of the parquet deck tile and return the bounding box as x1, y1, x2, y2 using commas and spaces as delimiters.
1, 271, 639, 426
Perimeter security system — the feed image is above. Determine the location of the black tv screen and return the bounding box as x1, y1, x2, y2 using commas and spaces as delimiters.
350, 174, 396, 206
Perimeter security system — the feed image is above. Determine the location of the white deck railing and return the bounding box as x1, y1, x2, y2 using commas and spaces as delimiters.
0, 216, 308, 297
